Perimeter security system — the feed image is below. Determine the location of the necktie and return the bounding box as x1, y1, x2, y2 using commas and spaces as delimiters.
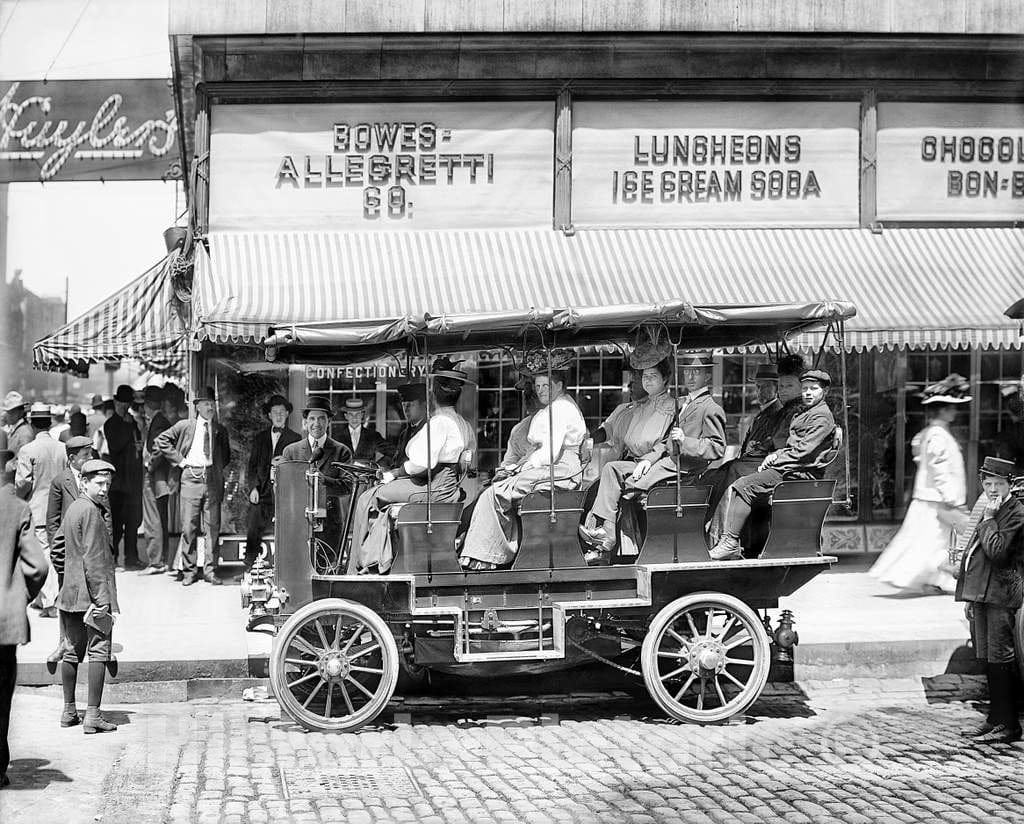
203, 421, 211, 462
271, 426, 283, 434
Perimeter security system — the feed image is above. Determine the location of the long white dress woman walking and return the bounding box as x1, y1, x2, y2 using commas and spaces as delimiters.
871, 374, 971, 595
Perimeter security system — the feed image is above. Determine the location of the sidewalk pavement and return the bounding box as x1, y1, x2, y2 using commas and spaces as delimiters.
14, 555, 975, 692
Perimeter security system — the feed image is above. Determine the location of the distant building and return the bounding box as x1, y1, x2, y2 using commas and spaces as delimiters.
1, 269, 66, 398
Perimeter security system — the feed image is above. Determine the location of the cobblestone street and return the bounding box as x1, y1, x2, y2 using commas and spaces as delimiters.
4, 682, 1023, 824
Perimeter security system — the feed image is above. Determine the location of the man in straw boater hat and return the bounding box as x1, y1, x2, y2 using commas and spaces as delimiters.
337, 397, 389, 464
15, 402, 66, 617
580, 350, 726, 557
245, 394, 301, 569
155, 387, 232, 586
281, 396, 349, 554
51, 458, 120, 734
352, 358, 475, 574
954, 456, 1024, 745
710, 369, 837, 561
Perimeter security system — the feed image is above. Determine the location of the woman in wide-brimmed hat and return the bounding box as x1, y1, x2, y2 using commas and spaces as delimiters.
871, 373, 972, 595
351, 357, 475, 574
459, 349, 587, 570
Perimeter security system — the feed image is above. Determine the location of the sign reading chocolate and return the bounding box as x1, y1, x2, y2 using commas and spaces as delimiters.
877, 103, 1024, 222
0, 80, 178, 183
572, 101, 860, 228
209, 102, 554, 231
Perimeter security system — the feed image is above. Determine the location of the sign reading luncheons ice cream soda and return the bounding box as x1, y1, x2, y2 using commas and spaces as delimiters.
571, 101, 860, 228
877, 103, 1024, 222
209, 102, 554, 231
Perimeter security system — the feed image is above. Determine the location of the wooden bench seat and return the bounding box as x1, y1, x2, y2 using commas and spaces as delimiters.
636, 484, 712, 564
759, 479, 836, 559
513, 490, 588, 570
390, 503, 465, 576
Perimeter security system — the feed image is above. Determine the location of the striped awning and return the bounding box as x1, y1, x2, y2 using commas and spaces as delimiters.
193, 227, 1024, 352
33, 255, 188, 377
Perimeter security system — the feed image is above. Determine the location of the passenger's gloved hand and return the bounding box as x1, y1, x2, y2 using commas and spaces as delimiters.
758, 452, 779, 472
629, 460, 652, 482
381, 471, 397, 484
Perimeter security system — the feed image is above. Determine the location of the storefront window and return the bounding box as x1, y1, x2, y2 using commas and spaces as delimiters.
720, 354, 771, 446
979, 349, 1024, 469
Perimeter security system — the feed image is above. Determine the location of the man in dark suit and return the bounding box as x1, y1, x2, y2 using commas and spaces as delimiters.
385, 383, 428, 469
0, 450, 48, 784
140, 386, 173, 574
245, 394, 301, 568
104, 384, 144, 570
154, 387, 231, 586
282, 397, 348, 553
336, 397, 388, 463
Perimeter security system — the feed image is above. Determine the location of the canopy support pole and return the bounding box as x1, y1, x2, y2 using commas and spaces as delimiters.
838, 320, 853, 510
423, 336, 433, 535
547, 339, 556, 526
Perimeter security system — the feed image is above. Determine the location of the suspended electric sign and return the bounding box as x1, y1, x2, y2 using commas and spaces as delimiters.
0, 79, 179, 182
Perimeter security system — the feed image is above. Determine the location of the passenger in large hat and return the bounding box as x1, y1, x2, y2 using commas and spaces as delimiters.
352, 358, 475, 574
51, 459, 120, 734
383, 383, 429, 470
459, 349, 585, 571
579, 341, 683, 563
245, 394, 301, 569
954, 456, 1024, 744
154, 387, 232, 585
710, 369, 837, 561
281, 396, 349, 554
580, 350, 727, 562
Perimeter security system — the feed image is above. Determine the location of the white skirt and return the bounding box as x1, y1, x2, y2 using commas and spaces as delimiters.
869, 499, 957, 593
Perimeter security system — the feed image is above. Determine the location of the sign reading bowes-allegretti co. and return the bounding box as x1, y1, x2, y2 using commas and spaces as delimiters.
877, 103, 1024, 222
571, 101, 860, 228
208, 102, 554, 231
0, 80, 177, 182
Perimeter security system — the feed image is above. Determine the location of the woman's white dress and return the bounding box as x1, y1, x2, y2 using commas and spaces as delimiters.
870, 423, 966, 593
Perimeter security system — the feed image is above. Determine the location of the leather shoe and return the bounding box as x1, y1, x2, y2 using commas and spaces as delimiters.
182, 572, 201, 587
170, 571, 184, 582
123, 561, 146, 572
971, 723, 1022, 744
960, 719, 995, 738
83, 712, 117, 734
203, 573, 224, 586
60, 710, 81, 728
146, 563, 168, 575
584, 548, 611, 566
38, 606, 58, 619
709, 536, 744, 561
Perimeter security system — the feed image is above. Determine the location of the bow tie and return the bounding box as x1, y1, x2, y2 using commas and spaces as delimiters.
272, 427, 283, 434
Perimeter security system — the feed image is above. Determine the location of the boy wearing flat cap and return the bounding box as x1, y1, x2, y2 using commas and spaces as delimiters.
51, 459, 119, 734
955, 456, 1024, 744
710, 369, 837, 561
245, 394, 301, 568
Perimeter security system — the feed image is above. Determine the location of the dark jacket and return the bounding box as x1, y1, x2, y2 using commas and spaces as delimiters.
0, 485, 48, 645
386, 419, 426, 468
143, 410, 174, 497
645, 388, 727, 473
336, 425, 388, 463
246, 426, 301, 499
773, 398, 836, 475
104, 413, 143, 497
956, 495, 1024, 609
46, 467, 81, 552
154, 417, 232, 501
281, 436, 348, 496
53, 493, 119, 613
741, 398, 787, 459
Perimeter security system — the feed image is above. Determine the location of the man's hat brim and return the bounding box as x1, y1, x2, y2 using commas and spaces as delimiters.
65, 436, 93, 452
82, 459, 115, 476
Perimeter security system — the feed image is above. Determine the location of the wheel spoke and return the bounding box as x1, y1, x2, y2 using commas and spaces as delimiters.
685, 612, 701, 640
345, 675, 376, 699
350, 665, 384, 676
349, 642, 381, 662
324, 683, 333, 717
314, 617, 331, 651
714, 614, 737, 643
724, 631, 752, 651
657, 650, 686, 659
696, 680, 706, 711
287, 671, 321, 690
302, 679, 325, 709
723, 656, 755, 668
705, 608, 716, 636
667, 627, 691, 648
713, 677, 727, 707
673, 673, 697, 701
659, 665, 691, 682
333, 615, 344, 650
284, 657, 316, 667
290, 635, 322, 658
339, 680, 355, 715
339, 622, 366, 655
721, 669, 747, 690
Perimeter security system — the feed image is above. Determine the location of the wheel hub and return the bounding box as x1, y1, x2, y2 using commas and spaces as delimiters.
320, 654, 350, 680
692, 640, 725, 674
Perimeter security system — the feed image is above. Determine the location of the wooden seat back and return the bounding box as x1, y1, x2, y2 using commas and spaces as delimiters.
637, 484, 712, 564
390, 503, 465, 575
514, 489, 588, 569
759, 479, 836, 559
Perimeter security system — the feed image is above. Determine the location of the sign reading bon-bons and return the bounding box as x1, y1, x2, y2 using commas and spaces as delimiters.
877, 103, 1024, 222
571, 101, 860, 228
209, 102, 554, 231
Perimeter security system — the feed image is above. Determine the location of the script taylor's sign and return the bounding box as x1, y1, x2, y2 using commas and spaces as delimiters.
0, 79, 178, 182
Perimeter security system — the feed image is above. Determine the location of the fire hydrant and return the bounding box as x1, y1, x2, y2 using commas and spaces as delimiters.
769, 609, 799, 682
